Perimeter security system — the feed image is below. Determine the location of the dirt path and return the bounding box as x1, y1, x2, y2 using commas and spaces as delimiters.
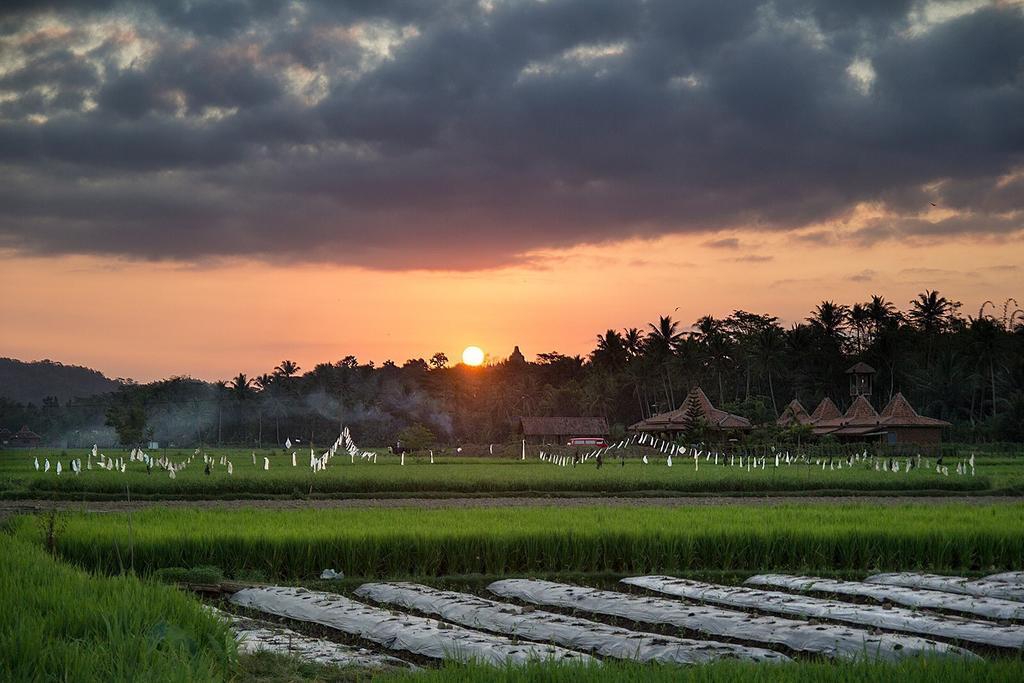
2, 495, 1021, 519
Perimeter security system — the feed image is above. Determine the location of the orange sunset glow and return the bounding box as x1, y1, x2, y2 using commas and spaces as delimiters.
1, 228, 1020, 382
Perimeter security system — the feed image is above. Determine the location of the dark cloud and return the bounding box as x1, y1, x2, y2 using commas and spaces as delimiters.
704, 237, 741, 249
0, 0, 1021, 269
848, 269, 876, 282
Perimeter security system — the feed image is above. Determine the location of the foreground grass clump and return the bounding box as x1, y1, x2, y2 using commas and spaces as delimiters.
377, 659, 1024, 683
12, 502, 1023, 578
0, 534, 235, 682
1, 447, 1011, 500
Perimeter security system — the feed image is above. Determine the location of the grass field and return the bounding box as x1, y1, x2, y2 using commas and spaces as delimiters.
3, 447, 1019, 499
9, 502, 1023, 578
0, 534, 235, 682
5, 447, 1023, 681
376, 660, 1024, 683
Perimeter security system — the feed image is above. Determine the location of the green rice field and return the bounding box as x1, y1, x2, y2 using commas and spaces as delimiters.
0, 534, 235, 682
5, 500, 1024, 681
3, 447, 1019, 499
9, 502, 1023, 578
379, 660, 1024, 683
4, 450, 1023, 681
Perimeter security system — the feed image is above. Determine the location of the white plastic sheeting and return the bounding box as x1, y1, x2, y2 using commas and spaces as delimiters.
744, 574, 1024, 622
217, 609, 412, 669
867, 573, 1024, 603
984, 572, 1024, 585
230, 586, 592, 665
624, 576, 1023, 651
488, 579, 973, 661
354, 581, 788, 665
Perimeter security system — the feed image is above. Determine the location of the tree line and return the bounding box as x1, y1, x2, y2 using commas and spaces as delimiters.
2, 291, 1021, 447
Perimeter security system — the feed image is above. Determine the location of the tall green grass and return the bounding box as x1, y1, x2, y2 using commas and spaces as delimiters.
0, 533, 235, 682
1, 448, 1004, 499
11, 503, 1023, 578
374, 659, 1024, 683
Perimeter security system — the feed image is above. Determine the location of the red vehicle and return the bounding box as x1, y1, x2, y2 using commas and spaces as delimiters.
567, 437, 607, 447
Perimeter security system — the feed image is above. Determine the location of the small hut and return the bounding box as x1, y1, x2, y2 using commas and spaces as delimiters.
9, 425, 42, 447
518, 416, 609, 445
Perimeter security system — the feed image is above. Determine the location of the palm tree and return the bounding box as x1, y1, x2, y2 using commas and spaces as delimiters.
231, 373, 252, 399
646, 315, 684, 407
253, 373, 275, 448
908, 290, 960, 335
754, 325, 785, 414
622, 328, 644, 360
592, 330, 627, 369
866, 294, 899, 339
229, 374, 253, 444
849, 303, 869, 353
693, 315, 731, 404
213, 380, 228, 445
274, 360, 301, 379
807, 301, 850, 342
784, 323, 816, 400
968, 315, 1003, 418
908, 290, 961, 368
870, 320, 904, 401
646, 315, 684, 357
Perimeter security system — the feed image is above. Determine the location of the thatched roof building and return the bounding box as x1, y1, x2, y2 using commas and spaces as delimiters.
784, 362, 949, 444
9, 425, 41, 447
518, 416, 609, 444
810, 393, 949, 444
809, 397, 842, 422
777, 399, 812, 427
630, 386, 751, 436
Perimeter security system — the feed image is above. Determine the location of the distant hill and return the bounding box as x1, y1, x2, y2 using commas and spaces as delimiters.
0, 358, 120, 405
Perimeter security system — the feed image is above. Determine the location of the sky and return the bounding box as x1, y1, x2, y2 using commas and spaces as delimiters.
0, 0, 1022, 382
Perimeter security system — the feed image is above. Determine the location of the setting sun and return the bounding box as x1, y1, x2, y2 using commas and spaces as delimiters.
462, 346, 485, 366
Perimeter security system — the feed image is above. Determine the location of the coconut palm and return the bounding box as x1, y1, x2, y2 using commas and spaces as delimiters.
968, 315, 1003, 417
866, 295, 899, 339
252, 373, 275, 448
646, 315, 684, 408
908, 290, 960, 335
231, 373, 252, 400
754, 325, 785, 414
274, 360, 301, 379
693, 316, 732, 405
849, 303, 869, 353
807, 301, 849, 342
213, 380, 228, 445
622, 328, 644, 360
645, 315, 684, 358
592, 329, 628, 369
